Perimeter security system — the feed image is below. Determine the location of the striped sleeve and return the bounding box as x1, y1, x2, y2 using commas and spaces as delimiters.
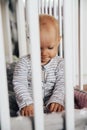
47, 59, 65, 107
13, 56, 33, 110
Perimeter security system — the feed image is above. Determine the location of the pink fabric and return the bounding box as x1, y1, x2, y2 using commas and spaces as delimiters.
74, 89, 87, 109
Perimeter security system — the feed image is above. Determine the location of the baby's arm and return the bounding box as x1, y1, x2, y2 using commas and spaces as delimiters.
13, 56, 33, 112
47, 59, 65, 112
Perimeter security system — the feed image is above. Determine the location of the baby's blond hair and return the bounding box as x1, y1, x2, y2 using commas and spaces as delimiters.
39, 14, 60, 40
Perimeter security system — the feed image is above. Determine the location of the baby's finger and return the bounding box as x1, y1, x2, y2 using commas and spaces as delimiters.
57, 105, 63, 112
53, 104, 59, 112
29, 110, 34, 117
58, 106, 62, 112
49, 103, 55, 112
25, 110, 30, 116
61, 106, 64, 111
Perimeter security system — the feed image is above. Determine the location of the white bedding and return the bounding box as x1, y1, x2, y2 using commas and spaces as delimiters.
10, 109, 87, 130
11, 112, 63, 130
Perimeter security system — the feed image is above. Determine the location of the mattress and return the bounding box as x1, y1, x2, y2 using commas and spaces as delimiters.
11, 112, 63, 130
10, 109, 87, 130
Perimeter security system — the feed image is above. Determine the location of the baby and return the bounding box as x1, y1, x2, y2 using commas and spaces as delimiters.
13, 14, 65, 116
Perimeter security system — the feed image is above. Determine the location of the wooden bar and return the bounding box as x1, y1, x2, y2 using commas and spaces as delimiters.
42, 0, 44, 14
1, 0, 13, 63
38, 0, 41, 14
44, 0, 48, 14
72, 0, 78, 87
64, 0, 75, 129
58, 0, 63, 57
16, 0, 27, 57
49, 0, 52, 15
53, 0, 57, 18
26, 0, 44, 130
78, 0, 83, 90
0, 1, 11, 130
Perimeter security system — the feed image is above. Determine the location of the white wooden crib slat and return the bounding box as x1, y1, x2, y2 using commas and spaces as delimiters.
44, 0, 48, 14
26, 0, 44, 130
53, 0, 57, 18
16, 0, 27, 57
78, 0, 83, 90
41, 0, 45, 14
58, 0, 63, 57
0, 1, 11, 130
1, 0, 13, 63
64, 0, 75, 129
72, 0, 78, 88
38, 0, 41, 14
49, 0, 53, 15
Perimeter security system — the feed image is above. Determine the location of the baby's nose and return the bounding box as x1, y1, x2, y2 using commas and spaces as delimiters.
41, 49, 48, 55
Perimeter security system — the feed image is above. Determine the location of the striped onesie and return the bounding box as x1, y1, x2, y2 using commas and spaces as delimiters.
13, 55, 65, 110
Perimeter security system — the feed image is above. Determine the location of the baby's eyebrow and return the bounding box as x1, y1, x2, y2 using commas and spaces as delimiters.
48, 45, 54, 47
48, 43, 55, 47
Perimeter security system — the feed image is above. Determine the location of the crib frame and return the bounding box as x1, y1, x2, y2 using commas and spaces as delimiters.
0, 0, 85, 130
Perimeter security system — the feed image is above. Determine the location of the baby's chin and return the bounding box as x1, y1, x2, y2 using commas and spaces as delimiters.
41, 60, 50, 66
41, 62, 47, 65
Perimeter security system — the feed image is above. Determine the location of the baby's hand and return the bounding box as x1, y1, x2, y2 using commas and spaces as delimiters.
21, 104, 34, 117
48, 103, 64, 112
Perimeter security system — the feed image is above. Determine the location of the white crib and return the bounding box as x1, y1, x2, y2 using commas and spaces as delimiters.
0, 0, 87, 130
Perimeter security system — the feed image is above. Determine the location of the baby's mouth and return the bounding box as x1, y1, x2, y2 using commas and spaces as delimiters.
41, 58, 49, 61
41, 57, 50, 63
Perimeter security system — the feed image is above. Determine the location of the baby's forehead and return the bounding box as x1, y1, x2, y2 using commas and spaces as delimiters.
39, 15, 57, 23
39, 15, 60, 38
40, 20, 59, 34
40, 19, 56, 28
40, 23, 55, 32
40, 23, 59, 41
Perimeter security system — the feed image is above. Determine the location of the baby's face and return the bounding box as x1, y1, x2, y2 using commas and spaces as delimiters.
40, 26, 60, 65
